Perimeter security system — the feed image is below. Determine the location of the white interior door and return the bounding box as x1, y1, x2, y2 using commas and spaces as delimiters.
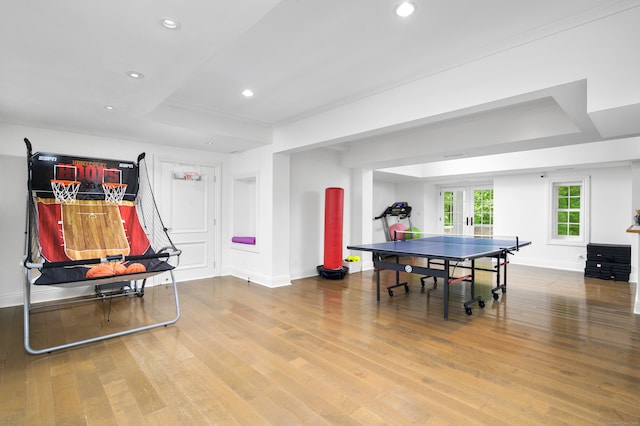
440, 185, 494, 237
158, 159, 218, 282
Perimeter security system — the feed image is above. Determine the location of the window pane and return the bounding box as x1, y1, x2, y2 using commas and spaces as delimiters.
557, 224, 568, 235
569, 212, 580, 223
473, 189, 493, 228
569, 197, 580, 208
557, 212, 568, 223
569, 224, 580, 235
558, 197, 568, 209
444, 192, 452, 226
570, 186, 581, 196
558, 186, 569, 196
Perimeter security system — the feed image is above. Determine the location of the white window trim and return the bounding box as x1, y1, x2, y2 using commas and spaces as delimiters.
547, 175, 590, 246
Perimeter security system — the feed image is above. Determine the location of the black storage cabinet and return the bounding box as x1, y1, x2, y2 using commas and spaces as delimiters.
584, 243, 631, 281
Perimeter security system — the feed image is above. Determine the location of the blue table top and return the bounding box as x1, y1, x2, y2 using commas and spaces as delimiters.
347, 235, 530, 261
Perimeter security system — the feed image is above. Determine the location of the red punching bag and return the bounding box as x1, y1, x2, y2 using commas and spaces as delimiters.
323, 187, 344, 270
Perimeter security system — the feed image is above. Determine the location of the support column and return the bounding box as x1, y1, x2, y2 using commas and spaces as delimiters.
349, 169, 373, 270
272, 152, 291, 285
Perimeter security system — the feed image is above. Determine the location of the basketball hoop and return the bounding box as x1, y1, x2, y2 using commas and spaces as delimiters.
102, 182, 127, 204
51, 180, 80, 204
183, 171, 200, 181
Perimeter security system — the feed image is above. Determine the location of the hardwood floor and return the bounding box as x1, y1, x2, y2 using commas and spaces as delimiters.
1, 264, 639, 425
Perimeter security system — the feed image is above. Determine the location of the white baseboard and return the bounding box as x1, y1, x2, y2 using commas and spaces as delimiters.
228, 267, 291, 288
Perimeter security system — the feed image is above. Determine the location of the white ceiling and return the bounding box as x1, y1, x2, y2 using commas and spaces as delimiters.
1, 0, 637, 164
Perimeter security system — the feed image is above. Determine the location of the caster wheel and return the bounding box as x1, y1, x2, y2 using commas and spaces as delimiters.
465, 308, 472, 315
492, 293, 499, 301
388, 290, 394, 297
501, 288, 506, 293
404, 285, 409, 294
478, 300, 485, 308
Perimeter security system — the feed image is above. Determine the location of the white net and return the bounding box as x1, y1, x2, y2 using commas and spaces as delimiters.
102, 183, 127, 204
136, 155, 178, 265
51, 180, 80, 204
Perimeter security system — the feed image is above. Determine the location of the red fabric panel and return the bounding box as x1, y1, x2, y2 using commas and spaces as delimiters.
37, 202, 65, 262
323, 187, 344, 269
118, 205, 151, 255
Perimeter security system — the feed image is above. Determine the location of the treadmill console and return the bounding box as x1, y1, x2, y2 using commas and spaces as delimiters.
387, 202, 411, 218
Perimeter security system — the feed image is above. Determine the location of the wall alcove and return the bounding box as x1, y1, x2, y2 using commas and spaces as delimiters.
232, 173, 258, 252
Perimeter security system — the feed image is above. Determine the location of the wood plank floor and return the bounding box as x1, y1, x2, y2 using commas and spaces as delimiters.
1, 264, 640, 425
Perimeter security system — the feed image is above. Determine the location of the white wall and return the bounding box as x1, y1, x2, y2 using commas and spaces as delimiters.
395, 182, 427, 234
347, 168, 373, 263
370, 182, 438, 241
422, 183, 440, 235
0, 153, 28, 308
494, 166, 634, 276
272, 152, 292, 285
0, 123, 230, 307
289, 148, 351, 279
227, 145, 291, 287
372, 181, 396, 242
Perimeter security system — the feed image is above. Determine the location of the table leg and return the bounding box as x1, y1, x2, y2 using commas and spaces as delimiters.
496, 252, 501, 288
376, 259, 381, 302
462, 259, 485, 315
491, 250, 508, 300
471, 259, 475, 299
443, 260, 449, 320
504, 252, 508, 290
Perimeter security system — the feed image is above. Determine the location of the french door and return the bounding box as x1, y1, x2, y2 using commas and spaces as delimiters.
440, 185, 494, 237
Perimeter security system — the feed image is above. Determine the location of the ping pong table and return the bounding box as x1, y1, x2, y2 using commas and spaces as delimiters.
347, 235, 530, 320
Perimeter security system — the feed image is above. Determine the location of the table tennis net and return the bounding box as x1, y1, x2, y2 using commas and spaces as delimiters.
388, 232, 524, 248
24, 148, 180, 285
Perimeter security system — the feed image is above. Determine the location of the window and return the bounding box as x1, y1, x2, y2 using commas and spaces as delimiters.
473, 189, 494, 237
556, 185, 581, 236
443, 191, 454, 232
549, 177, 589, 245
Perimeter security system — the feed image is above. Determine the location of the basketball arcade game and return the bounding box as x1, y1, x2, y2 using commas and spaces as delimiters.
22, 138, 181, 354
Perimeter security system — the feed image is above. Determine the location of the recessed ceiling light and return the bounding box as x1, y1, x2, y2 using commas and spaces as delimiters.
394, 2, 416, 17
242, 89, 254, 97
160, 18, 180, 30
127, 71, 144, 79
104, 105, 115, 110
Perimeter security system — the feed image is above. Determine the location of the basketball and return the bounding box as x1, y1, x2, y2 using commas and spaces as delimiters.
388, 223, 406, 240
125, 262, 147, 274
113, 262, 127, 275
86, 264, 115, 278
86, 262, 129, 278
